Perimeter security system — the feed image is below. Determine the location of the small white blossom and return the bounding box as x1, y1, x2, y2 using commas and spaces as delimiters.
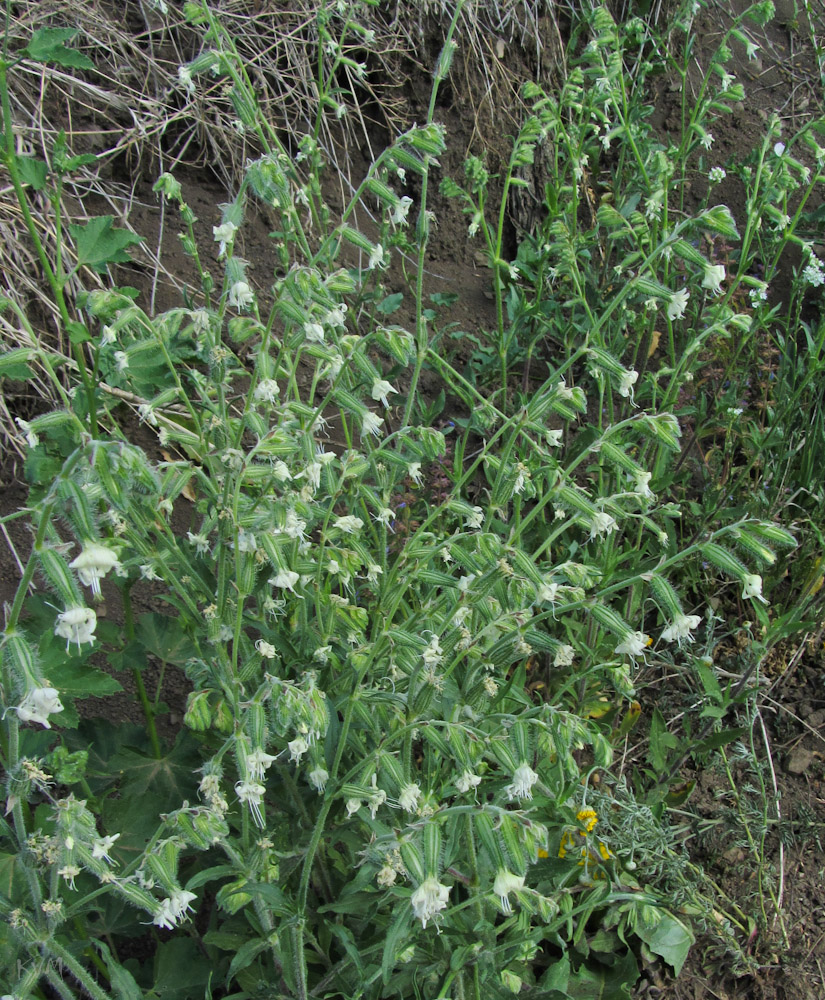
345, 798, 362, 817
709, 166, 726, 183
212, 221, 237, 258
615, 631, 650, 661
410, 876, 450, 928
15, 417, 38, 448
742, 573, 768, 604
633, 471, 655, 499
91, 834, 120, 864
774, 141, 786, 157
465, 507, 484, 530
333, 515, 363, 534
304, 321, 325, 343
360, 411, 384, 438
702, 263, 726, 295
308, 766, 329, 793
661, 613, 702, 643
247, 748, 277, 781
16, 686, 63, 729
368, 245, 385, 269
377, 864, 397, 887
391, 197, 413, 225
228, 281, 254, 310
256, 639, 276, 659
70, 543, 121, 597
618, 369, 638, 400
398, 783, 422, 813
700, 131, 714, 149
506, 762, 539, 801
537, 582, 559, 603
177, 65, 195, 96
492, 869, 525, 914
546, 429, 563, 447
288, 737, 309, 764
371, 379, 398, 408
667, 288, 690, 321
456, 770, 482, 794
187, 531, 210, 555
254, 379, 279, 403
553, 644, 575, 667
114, 351, 129, 372
54, 607, 97, 651
589, 512, 618, 540
235, 780, 266, 827
271, 569, 299, 591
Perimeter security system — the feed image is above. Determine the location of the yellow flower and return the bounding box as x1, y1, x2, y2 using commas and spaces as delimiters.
576, 808, 598, 833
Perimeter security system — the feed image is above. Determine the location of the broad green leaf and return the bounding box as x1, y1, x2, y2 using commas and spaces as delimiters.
68, 216, 143, 273
15, 155, 47, 190
24, 28, 95, 70
136, 613, 198, 665
153, 938, 211, 999
227, 939, 268, 984
635, 911, 693, 975
0, 348, 33, 379
565, 950, 638, 999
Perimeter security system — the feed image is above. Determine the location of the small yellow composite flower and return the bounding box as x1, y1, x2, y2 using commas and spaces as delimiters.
576, 808, 598, 833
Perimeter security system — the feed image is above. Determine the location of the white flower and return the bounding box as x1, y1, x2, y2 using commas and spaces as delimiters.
371, 379, 398, 408
615, 631, 650, 661
492, 869, 525, 914
410, 876, 450, 928
70, 543, 121, 597
554, 644, 575, 667
408, 462, 423, 485
309, 766, 329, 793
288, 737, 309, 764
236, 780, 266, 826
324, 304, 347, 329
368, 244, 385, 269
58, 864, 81, 889
360, 411, 384, 438
376, 508, 395, 530
15, 417, 38, 448
618, 369, 638, 400
709, 166, 726, 183
456, 770, 482, 793
512, 463, 530, 495
304, 321, 325, 343
247, 748, 277, 781
213, 221, 237, 258
256, 639, 276, 659
506, 762, 538, 801
589, 512, 617, 540
236, 531, 257, 554
661, 613, 702, 643
114, 351, 129, 372
391, 196, 413, 225
154, 889, 197, 929
368, 776, 386, 819
177, 65, 195, 96
333, 515, 363, 534
91, 833, 120, 863
187, 531, 210, 555
702, 263, 726, 295
633, 470, 655, 499
54, 607, 97, 651
700, 131, 714, 149
345, 798, 362, 817
16, 686, 63, 728
546, 429, 563, 447
742, 573, 768, 604
228, 281, 254, 310
398, 783, 422, 813
465, 506, 484, 530
746, 40, 759, 60
254, 379, 279, 403
271, 569, 299, 591
537, 582, 558, 603
666, 288, 690, 320
468, 211, 482, 237
774, 141, 786, 157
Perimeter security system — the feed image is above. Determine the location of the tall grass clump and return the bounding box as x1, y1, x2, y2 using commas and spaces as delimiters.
0, 1, 819, 997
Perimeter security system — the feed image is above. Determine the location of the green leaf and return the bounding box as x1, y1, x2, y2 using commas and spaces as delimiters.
153, 938, 211, 999
136, 613, 198, 665
15, 155, 47, 190
648, 708, 678, 773
635, 911, 693, 975
24, 28, 95, 70
67, 320, 92, 344
93, 939, 143, 1000
377, 292, 404, 316
68, 216, 143, 273
381, 898, 411, 984
0, 348, 34, 379
565, 950, 638, 999
227, 939, 269, 985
